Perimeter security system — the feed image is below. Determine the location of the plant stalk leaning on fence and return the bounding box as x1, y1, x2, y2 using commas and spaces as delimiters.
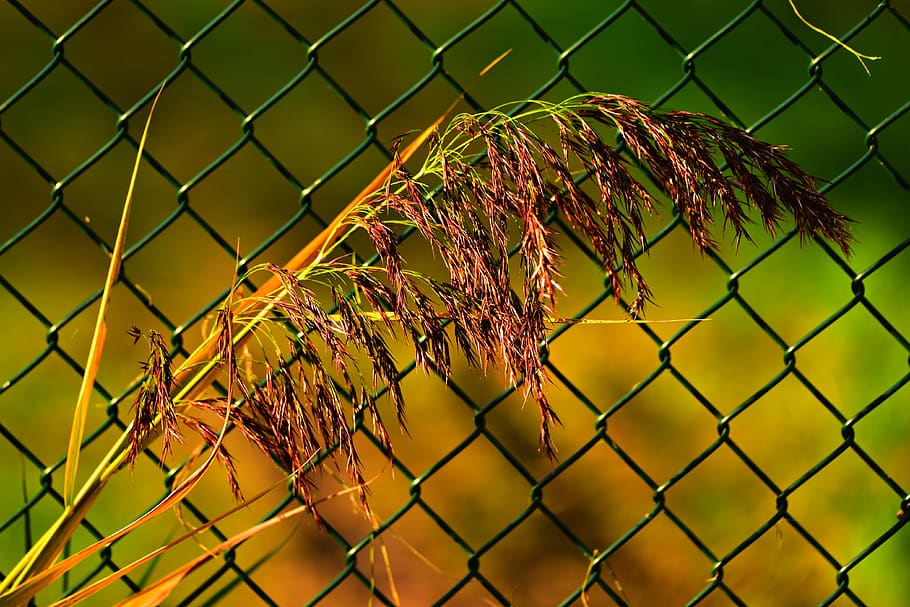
0, 86, 854, 606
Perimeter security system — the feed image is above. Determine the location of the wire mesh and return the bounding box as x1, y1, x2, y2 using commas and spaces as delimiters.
1, 1, 909, 605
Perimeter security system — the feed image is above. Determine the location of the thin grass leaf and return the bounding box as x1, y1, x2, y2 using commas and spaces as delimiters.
42, 469, 296, 607
0, 389, 235, 607
19, 456, 31, 553
63, 83, 167, 506
788, 0, 880, 75
0, 84, 170, 598
368, 510, 400, 606
106, 482, 361, 607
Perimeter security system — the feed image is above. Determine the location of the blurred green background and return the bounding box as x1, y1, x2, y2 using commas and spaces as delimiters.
1, 1, 909, 605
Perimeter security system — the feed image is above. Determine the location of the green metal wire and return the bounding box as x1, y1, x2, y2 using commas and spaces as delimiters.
1, 1, 908, 605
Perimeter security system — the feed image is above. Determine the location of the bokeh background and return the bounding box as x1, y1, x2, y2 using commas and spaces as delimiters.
1, 1, 909, 605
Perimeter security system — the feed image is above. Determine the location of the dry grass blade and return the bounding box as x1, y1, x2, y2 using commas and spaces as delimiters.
106, 481, 357, 607
788, 0, 880, 74
41, 473, 306, 607
0, 83, 170, 599
0, 385, 235, 607
63, 82, 167, 506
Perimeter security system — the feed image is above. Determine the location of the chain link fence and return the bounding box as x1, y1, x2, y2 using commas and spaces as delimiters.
2, 1, 909, 605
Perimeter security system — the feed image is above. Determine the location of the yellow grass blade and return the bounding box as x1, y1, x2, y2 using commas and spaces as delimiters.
0, 267, 251, 606
0, 382, 234, 607
63, 83, 167, 505
43, 478, 354, 607
788, 0, 880, 75
479, 48, 511, 77
45, 480, 284, 607
108, 499, 321, 607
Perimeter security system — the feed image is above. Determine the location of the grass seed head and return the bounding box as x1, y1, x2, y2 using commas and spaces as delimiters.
133, 93, 853, 502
